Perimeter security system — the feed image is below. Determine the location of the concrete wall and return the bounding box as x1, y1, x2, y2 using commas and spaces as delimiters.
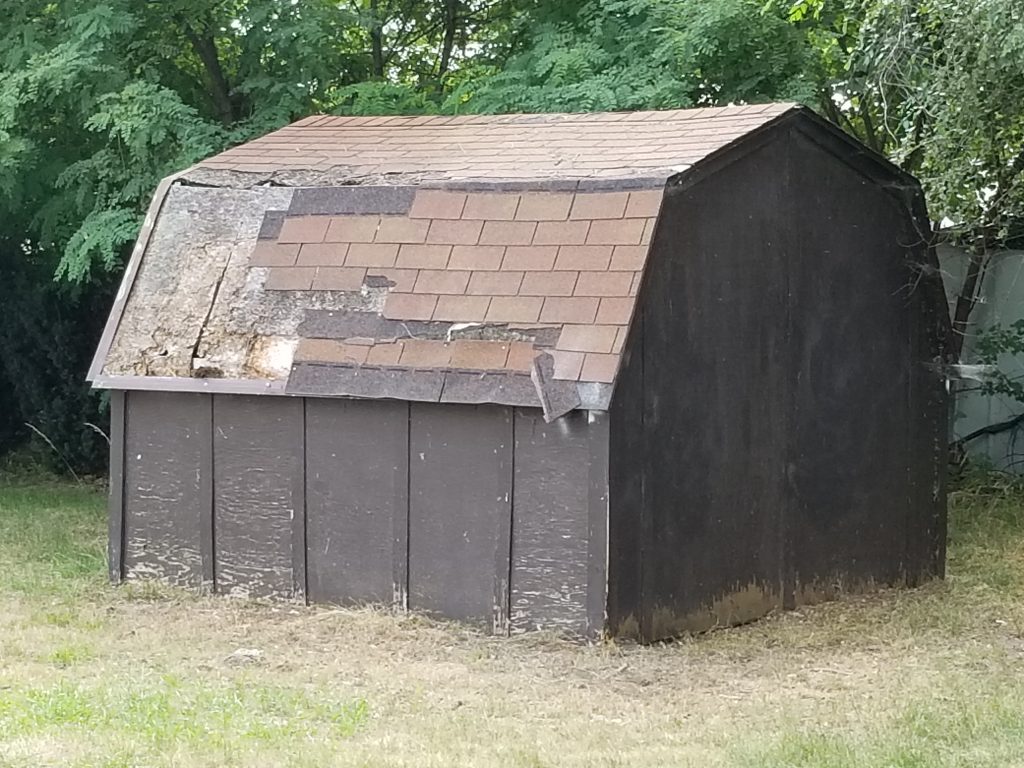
941, 246, 1024, 469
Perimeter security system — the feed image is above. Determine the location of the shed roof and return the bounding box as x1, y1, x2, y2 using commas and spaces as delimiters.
91, 103, 802, 417
198, 103, 795, 183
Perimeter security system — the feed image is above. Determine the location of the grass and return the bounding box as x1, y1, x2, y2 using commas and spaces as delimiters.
2, 472, 1024, 766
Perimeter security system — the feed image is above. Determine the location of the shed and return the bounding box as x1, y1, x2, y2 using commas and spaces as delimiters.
90, 104, 950, 641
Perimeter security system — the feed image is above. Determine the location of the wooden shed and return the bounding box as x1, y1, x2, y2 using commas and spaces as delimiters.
90, 104, 950, 641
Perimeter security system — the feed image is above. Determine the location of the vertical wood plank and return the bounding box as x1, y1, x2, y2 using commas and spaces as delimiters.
212, 395, 303, 599
408, 403, 512, 628
586, 411, 610, 639
510, 408, 591, 635
292, 398, 308, 603
305, 398, 408, 606
198, 394, 214, 590
123, 392, 210, 586
107, 390, 127, 584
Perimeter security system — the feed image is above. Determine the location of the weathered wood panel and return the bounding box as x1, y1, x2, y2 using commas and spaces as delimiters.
510, 409, 591, 635
636, 136, 791, 639
305, 398, 408, 606
108, 390, 127, 584
123, 391, 212, 586
607, 318, 645, 639
785, 131, 915, 599
212, 394, 303, 598
408, 403, 512, 629
585, 411, 610, 637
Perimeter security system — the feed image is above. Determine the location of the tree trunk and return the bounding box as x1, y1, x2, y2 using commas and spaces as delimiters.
181, 21, 235, 126
370, 0, 385, 78
438, 0, 459, 80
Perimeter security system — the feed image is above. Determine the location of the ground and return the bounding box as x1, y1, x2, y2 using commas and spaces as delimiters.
1, 477, 1024, 768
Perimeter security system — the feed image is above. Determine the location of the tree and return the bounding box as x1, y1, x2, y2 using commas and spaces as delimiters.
776, 0, 1024, 361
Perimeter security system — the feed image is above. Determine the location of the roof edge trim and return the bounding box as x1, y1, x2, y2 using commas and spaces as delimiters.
87, 166, 199, 382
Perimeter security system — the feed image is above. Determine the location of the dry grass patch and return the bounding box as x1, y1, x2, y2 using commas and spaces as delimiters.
1, 474, 1024, 767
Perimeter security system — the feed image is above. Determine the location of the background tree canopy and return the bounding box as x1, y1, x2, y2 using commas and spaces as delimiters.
1, 0, 1020, 473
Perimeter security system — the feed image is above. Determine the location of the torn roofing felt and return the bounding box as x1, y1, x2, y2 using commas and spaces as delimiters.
90, 103, 798, 415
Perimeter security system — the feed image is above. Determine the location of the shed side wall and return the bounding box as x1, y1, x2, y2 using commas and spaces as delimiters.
610, 126, 947, 641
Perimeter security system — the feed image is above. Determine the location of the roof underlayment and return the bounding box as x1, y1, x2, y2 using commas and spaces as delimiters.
91, 103, 797, 418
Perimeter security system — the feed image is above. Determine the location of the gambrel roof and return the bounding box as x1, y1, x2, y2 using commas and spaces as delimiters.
90, 103, 799, 418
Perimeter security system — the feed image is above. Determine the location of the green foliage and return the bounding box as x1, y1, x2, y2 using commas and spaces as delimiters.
974, 321, 1024, 402
774, 0, 1024, 250
448, 0, 815, 113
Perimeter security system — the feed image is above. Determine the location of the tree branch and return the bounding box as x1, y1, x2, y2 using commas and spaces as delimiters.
179, 18, 235, 126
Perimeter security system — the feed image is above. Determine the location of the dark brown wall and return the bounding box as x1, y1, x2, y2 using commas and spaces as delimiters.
611, 120, 948, 640
112, 392, 607, 636
121, 391, 213, 587
305, 398, 408, 606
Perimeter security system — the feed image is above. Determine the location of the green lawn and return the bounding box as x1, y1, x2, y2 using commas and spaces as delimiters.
1, 475, 1024, 767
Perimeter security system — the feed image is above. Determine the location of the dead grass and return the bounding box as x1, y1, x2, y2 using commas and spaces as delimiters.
2, 473, 1024, 767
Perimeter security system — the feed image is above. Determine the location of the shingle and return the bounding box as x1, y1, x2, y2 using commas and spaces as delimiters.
395, 244, 452, 269
596, 297, 635, 325
433, 295, 491, 322
610, 245, 649, 271
585, 218, 646, 245
515, 193, 574, 221
550, 350, 585, 380
462, 193, 520, 220
376, 217, 429, 244
479, 221, 536, 246
414, 270, 471, 295
569, 193, 628, 220
312, 267, 367, 291
448, 245, 505, 271
325, 215, 379, 243
266, 267, 316, 290
383, 293, 438, 321
365, 268, 417, 292
505, 342, 538, 372
409, 190, 466, 219
554, 245, 613, 271
486, 296, 543, 323
468, 271, 523, 296
400, 339, 451, 368
520, 271, 578, 297
366, 342, 405, 366
581, 353, 618, 383
449, 340, 510, 370
540, 297, 599, 324
250, 242, 299, 267
533, 220, 590, 246
574, 272, 634, 297
557, 325, 618, 353
501, 245, 558, 271
629, 272, 642, 296
427, 219, 483, 245
278, 216, 330, 243
641, 218, 657, 245
612, 326, 628, 354
297, 243, 348, 267
295, 339, 370, 364
345, 243, 399, 268
625, 190, 664, 218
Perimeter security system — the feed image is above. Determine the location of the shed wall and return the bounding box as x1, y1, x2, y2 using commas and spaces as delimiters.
610, 125, 947, 640
111, 391, 608, 636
